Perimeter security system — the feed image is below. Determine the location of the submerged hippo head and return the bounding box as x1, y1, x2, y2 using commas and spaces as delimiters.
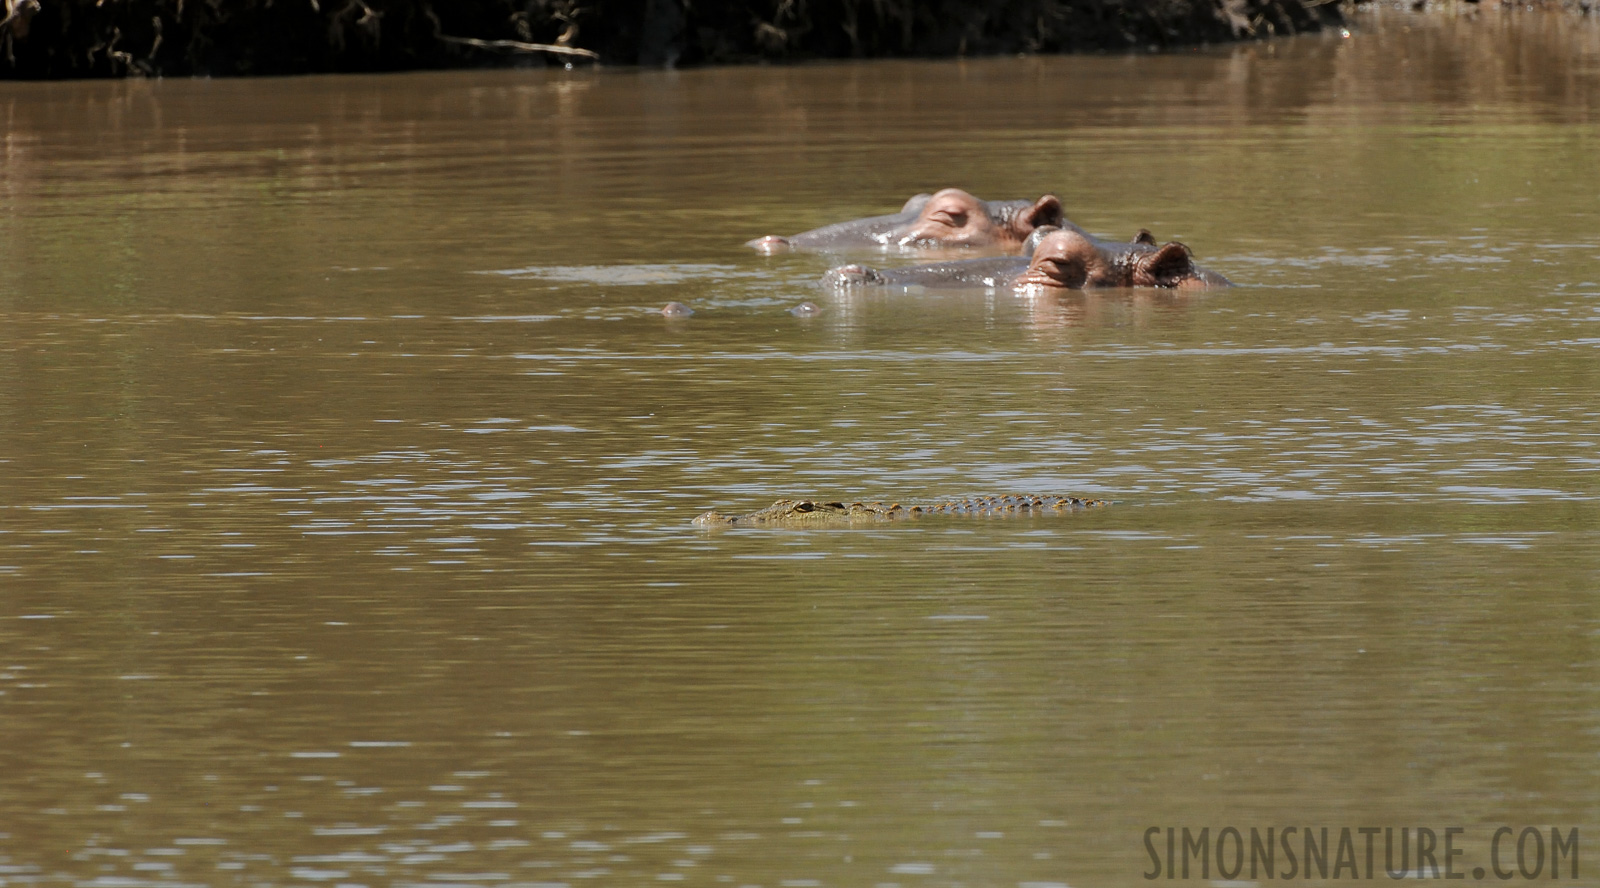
749, 188, 1067, 255
1016, 229, 1230, 290
890, 188, 1065, 250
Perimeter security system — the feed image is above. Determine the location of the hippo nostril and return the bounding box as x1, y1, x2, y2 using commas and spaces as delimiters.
746, 235, 792, 255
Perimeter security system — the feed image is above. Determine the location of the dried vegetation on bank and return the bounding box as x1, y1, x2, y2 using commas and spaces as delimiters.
0, 0, 1347, 78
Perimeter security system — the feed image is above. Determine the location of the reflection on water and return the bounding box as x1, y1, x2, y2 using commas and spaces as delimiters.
3, 10, 1600, 888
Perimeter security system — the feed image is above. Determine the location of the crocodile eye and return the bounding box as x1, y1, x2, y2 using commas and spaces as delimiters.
794, 501, 815, 512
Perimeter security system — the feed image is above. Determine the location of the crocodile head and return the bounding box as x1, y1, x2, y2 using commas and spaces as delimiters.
693, 499, 851, 526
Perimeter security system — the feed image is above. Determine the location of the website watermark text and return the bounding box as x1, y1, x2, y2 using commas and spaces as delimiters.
1143, 827, 1578, 880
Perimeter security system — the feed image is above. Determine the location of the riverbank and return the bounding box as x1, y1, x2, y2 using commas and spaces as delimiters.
3, 1, 1593, 81
1, 0, 1345, 79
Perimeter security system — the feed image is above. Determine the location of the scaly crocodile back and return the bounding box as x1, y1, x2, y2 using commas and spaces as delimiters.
693, 495, 1108, 526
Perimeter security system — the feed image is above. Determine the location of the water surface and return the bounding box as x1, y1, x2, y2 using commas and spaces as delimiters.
2, 10, 1599, 887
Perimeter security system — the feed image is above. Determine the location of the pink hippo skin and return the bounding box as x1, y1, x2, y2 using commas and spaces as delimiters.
748, 188, 1068, 256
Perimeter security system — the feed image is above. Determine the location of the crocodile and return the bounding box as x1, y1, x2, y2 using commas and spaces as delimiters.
693, 495, 1108, 527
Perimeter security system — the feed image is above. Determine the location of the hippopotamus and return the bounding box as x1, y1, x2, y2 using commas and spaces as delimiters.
823, 227, 1231, 291
748, 188, 1068, 255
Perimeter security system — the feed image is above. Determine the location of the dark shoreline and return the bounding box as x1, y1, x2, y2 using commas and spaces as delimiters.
0, 0, 1346, 80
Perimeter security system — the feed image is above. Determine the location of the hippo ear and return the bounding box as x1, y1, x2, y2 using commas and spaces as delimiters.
1144, 242, 1197, 286
1132, 229, 1156, 246
1016, 194, 1065, 234
900, 192, 934, 214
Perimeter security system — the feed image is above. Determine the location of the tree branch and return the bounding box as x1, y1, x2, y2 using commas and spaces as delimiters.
438, 34, 598, 60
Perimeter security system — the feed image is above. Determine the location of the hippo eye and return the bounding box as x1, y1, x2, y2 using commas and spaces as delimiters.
1031, 255, 1087, 288
930, 209, 967, 228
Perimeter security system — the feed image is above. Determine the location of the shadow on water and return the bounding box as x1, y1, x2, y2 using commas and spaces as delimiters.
1, 10, 1599, 888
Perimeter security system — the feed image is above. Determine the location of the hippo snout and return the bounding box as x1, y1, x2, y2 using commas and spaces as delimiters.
747, 235, 792, 255
822, 263, 886, 290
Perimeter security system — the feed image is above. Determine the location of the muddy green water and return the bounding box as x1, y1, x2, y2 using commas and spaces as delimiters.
3, 10, 1599, 888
